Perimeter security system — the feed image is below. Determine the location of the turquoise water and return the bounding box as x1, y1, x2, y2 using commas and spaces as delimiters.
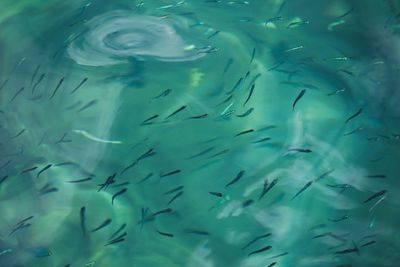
1, 0, 400, 266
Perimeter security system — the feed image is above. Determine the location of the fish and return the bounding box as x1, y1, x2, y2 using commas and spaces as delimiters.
187, 113, 208, 119
334, 242, 359, 255
242, 233, 272, 249
207, 30, 220, 39
0, 78, 9, 90
223, 58, 234, 74
252, 137, 271, 144
237, 108, 254, 117
121, 148, 156, 174
345, 108, 363, 124
137, 172, 153, 184
205, 149, 228, 159
168, 191, 184, 205
209, 192, 223, 197
164, 186, 184, 195
343, 127, 363, 136
243, 84, 255, 107
142, 114, 159, 125
73, 129, 122, 144
225, 170, 245, 187
80, 206, 86, 236
258, 178, 278, 200
165, 105, 187, 120
20, 166, 38, 175
292, 89, 306, 111
30, 65, 41, 86
187, 147, 215, 159
31, 73, 45, 94
157, 230, 174, 237
49, 77, 64, 99
258, 125, 277, 132
328, 215, 349, 222
109, 223, 127, 240
226, 77, 243, 95
111, 188, 128, 205
91, 218, 112, 232
337, 69, 355, 77
361, 240, 376, 247
327, 88, 346, 96
98, 173, 117, 191
287, 148, 312, 153
151, 208, 173, 217
36, 164, 52, 178
39, 183, 58, 195
152, 89, 172, 99
248, 245, 272, 256
55, 133, 72, 144
364, 174, 386, 179
267, 252, 289, 259
242, 199, 254, 207
160, 169, 181, 177
250, 47, 256, 63
315, 169, 335, 182
9, 86, 25, 103
78, 100, 98, 113
183, 229, 210, 235
363, 190, 387, 204
66, 177, 92, 183
291, 181, 313, 200
105, 232, 127, 246
235, 129, 254, 137
14, 216, 34, 228
0, 175, 9, 186
70, 77, 88, 94
10, 129, 26, 139
113, 182, 130, 188
9, 223, 31, 236
287, 20, 310, 28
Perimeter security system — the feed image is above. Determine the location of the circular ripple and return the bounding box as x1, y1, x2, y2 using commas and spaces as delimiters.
68, 10, 208, 66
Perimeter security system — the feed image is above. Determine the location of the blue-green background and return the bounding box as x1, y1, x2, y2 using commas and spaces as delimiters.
1, 0, 400, 266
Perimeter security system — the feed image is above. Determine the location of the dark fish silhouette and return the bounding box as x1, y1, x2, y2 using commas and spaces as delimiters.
225, 170, 245, 187
243, 84, 255, 107
37, 164, 52, 178
248, 245, 272, 256
345, 108, 362, 124
209, 192, 223, 197
259, 178, 278, 200
235, 129, 254, 137
91, 218, 112, 232
291, 181, 313, 200
80, 206, 86, 236
142, 115, 159, 125
237, 108, 254, 117
157, 230, 174, 237
242, 233, 272, 249
49, 77, 64, 99
187, 147, 215, 159
363, 190, 387, 204
183, 229, 210, 235
70, 77, 88, 94
152, 89, 172, 99
168, 191, 184, 205
292, 89, 306, 111
163, 185, 184, 195
165, 105, 187, 120
112, 188, 127, 205
160, 169, 181, 177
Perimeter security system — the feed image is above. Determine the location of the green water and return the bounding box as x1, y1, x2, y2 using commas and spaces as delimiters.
1, 0, 400, 266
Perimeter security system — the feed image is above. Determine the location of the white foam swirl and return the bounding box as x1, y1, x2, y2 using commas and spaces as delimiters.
68, 10, 208, 66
